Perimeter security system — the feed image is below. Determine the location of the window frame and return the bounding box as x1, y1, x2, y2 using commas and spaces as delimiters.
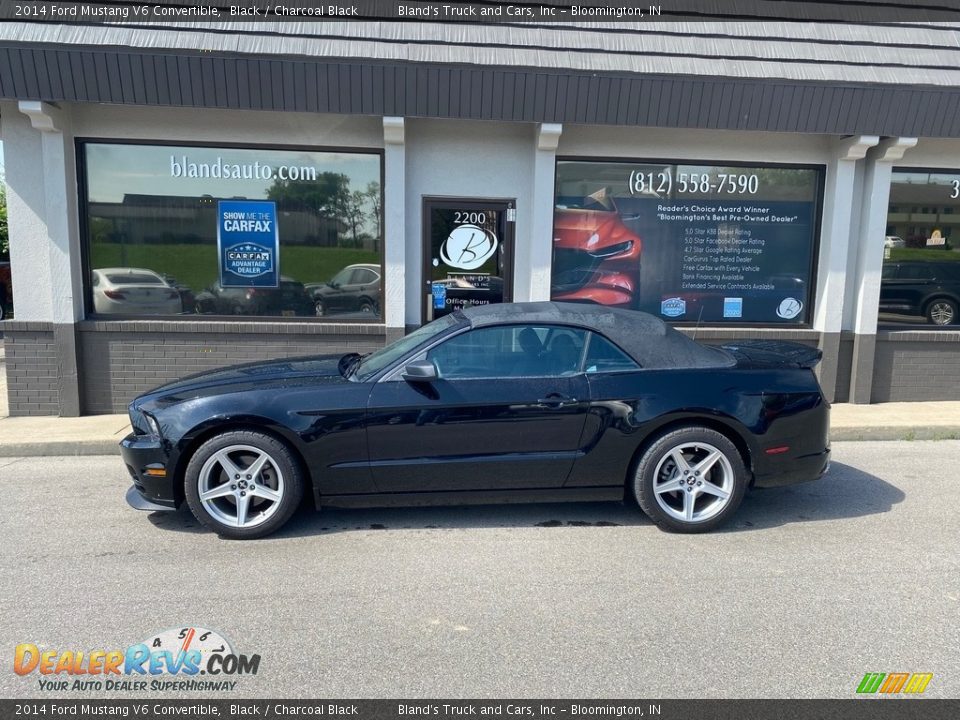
552, 155, 826, 329
76, 137, 385, 323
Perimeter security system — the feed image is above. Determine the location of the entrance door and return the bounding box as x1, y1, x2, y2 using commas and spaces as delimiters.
422, 198, 514, 323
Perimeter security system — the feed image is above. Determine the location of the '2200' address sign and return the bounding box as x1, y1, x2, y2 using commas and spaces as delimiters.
217, 200, 280, 288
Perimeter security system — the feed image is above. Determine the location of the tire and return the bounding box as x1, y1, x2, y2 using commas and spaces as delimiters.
184, 430, 304, 539
633, 426, 748, 533
358, 298, 377, 314
314, 300, 326, 317
926, 298, 957, 326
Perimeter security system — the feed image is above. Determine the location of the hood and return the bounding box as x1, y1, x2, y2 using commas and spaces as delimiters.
141, 354, 348, 400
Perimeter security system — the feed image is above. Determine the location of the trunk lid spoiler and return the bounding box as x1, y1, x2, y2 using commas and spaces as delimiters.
718, 340, 822, 369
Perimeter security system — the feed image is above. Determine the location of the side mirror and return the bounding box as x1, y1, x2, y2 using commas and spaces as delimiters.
402, 360, 437, 382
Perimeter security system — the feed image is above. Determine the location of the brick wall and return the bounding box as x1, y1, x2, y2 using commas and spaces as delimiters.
78, 320, 387, 414
872, 330, 960, 402
2, 322, 59, 416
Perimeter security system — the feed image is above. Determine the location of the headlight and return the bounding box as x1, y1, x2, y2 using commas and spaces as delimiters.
143, 413, 162, 438
130, 407, 162, 438
588, 240, 634, 258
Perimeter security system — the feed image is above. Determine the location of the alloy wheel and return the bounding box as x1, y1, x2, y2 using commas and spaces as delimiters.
197, 445, 285, 528
652, 441, 735, 523
928, 301, 956, 326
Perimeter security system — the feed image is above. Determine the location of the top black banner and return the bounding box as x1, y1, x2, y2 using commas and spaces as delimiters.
4, 0, 960, 23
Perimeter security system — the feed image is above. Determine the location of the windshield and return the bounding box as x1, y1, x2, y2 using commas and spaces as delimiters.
354, 314, 461, 381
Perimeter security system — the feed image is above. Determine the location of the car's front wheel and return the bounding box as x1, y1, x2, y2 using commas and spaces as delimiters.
633, 426, 747, 533
184, 430, 304, 539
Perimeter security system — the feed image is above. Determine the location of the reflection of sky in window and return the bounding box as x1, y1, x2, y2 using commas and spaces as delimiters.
85, 144, 380, 203
892, 171, 959, 186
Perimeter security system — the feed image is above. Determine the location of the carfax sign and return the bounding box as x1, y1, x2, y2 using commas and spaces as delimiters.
217, 200, 279, 288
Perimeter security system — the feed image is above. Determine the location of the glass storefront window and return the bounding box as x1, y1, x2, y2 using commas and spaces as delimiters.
81, 142, 382, 320
881, 169, 960, 327
552, 160, 822, 324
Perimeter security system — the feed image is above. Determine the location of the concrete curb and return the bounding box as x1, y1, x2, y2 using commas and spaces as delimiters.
3, 428, 960, 458
829, 426, 960, 442
0, 441, 122, 457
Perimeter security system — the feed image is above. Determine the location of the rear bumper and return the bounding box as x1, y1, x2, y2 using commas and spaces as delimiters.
119, 433, 178, 509
753, 447, 831, 488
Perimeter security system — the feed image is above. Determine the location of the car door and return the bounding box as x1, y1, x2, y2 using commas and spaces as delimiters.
365, 324, 591, 493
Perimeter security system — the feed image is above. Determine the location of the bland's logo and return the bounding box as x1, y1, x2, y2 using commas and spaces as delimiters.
440, 225, 499, 270
225, 243, 274, 278
13, 626, 260, 693
661, 297, 687, 318
776, 297, 803, 319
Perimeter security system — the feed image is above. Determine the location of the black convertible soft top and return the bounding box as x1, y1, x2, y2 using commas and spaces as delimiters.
461, 302, 735, 370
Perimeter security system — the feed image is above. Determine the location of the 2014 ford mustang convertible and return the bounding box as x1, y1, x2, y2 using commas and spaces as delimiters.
120, 302, 830, 538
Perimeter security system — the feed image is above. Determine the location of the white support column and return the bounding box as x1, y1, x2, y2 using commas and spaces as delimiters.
382, 117, 406, 339
9, 101, 83, 415
848, 136, 917, 403
520, 123, 562, 302
814, 135, 878, 401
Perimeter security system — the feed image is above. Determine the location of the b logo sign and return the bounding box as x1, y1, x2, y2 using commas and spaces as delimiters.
440, 225, 499, 270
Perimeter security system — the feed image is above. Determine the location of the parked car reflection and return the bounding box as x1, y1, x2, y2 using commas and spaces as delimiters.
880, 260, 960, 325
0, 261, 12, 321
194, 276, 314, 317
306, 263, 381, 317
92, 267, 183, 315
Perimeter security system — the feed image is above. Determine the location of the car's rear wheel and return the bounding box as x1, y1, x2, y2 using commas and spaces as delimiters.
926, 298, 957, 326
358, 298, 377, 314
315, 300, 326, 317
633, 426, 747, 533
184, 431, 304, 539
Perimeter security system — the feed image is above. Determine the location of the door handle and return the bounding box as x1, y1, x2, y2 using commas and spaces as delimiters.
536, 394, 578, 408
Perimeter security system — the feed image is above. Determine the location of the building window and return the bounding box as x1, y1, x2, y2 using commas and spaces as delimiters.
80, 142, 383, 320
880, 169, 960, 328
552, 160, 822, 325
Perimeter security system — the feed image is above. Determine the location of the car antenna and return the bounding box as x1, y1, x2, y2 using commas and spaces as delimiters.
692, 305, 704, 341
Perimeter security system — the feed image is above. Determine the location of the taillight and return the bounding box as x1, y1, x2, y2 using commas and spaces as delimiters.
104, 290, 126, 300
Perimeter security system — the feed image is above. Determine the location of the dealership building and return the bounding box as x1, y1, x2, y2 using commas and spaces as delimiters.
2, 9, 960, 416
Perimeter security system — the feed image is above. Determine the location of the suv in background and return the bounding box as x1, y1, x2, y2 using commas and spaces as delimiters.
880, 261, 960, 325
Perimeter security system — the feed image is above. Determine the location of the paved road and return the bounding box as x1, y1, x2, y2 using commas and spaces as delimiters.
1, 442, 957, 699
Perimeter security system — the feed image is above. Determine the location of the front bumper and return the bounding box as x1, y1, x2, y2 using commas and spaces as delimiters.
119, 433, 178, 510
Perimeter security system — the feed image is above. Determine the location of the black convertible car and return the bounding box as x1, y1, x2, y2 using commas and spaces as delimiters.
121, 302, 830, 538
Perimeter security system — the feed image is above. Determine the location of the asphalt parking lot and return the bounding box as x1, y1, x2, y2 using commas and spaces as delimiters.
1, 441, 957, 699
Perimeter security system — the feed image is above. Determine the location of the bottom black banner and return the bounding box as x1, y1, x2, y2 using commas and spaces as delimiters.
3, 699, 959, 720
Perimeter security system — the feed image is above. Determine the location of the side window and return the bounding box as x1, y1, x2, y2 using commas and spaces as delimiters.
355, 269, 378, 285
427, 326, 518, 379
425, 325, 587, 379
900, 265, 935, 281
584, 333, 641, 373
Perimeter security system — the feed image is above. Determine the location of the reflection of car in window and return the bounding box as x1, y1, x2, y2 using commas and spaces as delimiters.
305, 263, 381, 317
879, 261, 960, 325
0, 261, 12, 321
552, 190, 643, 308
91, 267, 183, 316
884, 235, 905, 249
194, 275, 314, 317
